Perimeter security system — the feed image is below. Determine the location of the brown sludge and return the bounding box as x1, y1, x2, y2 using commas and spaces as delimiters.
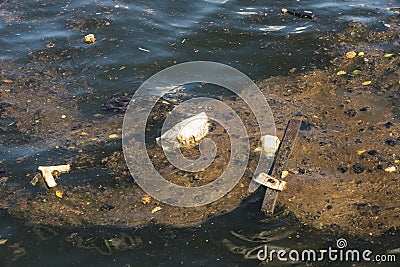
0, 23, 399, 237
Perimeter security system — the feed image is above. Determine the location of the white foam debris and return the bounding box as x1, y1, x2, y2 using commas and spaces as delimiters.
384, 166, 397, 173
156, 112, 209, 151
38, 164, 70, 188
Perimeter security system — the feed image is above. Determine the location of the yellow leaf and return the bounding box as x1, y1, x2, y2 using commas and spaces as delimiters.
352, 70, 361, 74
384, 53, 393, 58
362, 81, 372, 86
151, 206, 162, 213
109, 134, 119, 139
357, 150, 366, 155
346, 51, 357, 59
55, 190, 63, 198
337, 70, 346, 75
358, 52, 364, 56
141, 194, 151, 204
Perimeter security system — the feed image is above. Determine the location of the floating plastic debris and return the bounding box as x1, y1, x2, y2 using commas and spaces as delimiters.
138, 47, 150, 53
253, 173, 287, 191
30, 173, 42, 186
84, 34, 96, 44
156, 112, 209, 151
38, 164, 70, 188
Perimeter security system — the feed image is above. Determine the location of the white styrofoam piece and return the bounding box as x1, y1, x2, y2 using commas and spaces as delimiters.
156, 112, 209, 151
38, 164, 70, 188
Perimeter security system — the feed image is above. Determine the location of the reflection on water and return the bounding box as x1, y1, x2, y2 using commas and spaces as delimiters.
67, 231, 143, 256
224, 228, 294, 261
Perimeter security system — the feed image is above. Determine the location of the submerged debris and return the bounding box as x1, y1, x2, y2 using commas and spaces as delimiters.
30, 173, 42, 187
101, 93, 132, 113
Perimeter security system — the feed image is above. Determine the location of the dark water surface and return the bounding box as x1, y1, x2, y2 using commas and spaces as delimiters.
0, 0, 399, 266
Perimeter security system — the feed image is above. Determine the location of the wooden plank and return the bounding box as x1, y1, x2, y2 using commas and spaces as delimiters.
261, 119, 301, 214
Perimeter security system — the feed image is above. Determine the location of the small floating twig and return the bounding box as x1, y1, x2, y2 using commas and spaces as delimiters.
281, 8, 315, 20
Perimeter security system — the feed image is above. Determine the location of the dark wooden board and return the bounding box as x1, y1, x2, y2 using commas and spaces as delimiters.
261, 119, 302, 214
